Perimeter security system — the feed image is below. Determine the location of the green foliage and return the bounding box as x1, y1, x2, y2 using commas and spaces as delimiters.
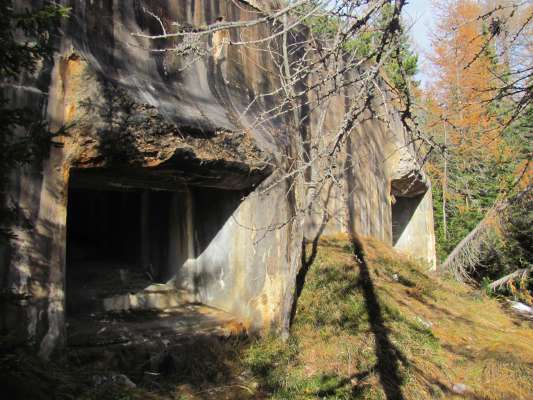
426, 0, 531, 294
487, 192, 533, 300
299, 3, 418, 91
0, 1, 70, 79
0, 0, 69, 238
431, 161, 513, 261
503, 103, 533, 164
372, 3, 419, 91
431, 101, 532, 263
0, 0, 70, 155
243, 334, 300, 394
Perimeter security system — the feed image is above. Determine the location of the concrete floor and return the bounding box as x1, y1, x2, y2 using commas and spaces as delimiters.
66, 259, 246, 350
67, 304, 246, 348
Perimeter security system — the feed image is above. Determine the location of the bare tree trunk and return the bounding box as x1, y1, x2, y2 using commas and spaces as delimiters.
442, 120, 448, 241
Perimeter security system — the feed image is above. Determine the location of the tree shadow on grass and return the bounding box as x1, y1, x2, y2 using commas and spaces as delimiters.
351, 236, 406, 400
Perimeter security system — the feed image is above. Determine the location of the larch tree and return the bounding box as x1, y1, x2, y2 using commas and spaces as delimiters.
425, 0, 507, 257
422, 0, 532, 299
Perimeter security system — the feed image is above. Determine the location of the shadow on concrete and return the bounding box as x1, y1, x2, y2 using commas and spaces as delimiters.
65, 184, 243, 315
391, 194, 424, 246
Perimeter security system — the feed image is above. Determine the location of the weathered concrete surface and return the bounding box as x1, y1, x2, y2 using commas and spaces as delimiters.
1, 0, 303, 359
0, 0, 435, 358
67, 304, 246, 348
392, 190, 437, 268
102, 285, 194, 313
302, 69, 436, 266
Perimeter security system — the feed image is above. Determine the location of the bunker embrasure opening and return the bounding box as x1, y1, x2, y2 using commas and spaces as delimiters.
65, 167, 245, 345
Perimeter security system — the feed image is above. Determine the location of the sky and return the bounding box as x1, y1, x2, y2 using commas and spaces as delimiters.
404, 0, 435, 87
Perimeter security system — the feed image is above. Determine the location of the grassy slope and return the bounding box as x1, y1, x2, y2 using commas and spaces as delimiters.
245, 235, 533, 399
3, 236, 532, 399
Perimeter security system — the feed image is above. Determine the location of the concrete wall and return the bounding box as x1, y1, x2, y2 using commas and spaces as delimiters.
0, 0, 435, 357
392, 190, 437, 268
302, 70, 436, 266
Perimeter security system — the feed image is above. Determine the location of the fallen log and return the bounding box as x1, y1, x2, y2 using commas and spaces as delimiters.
441, 186, 532, 285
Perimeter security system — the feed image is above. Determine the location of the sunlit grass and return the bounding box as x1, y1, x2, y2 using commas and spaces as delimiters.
243, 235, 533, 399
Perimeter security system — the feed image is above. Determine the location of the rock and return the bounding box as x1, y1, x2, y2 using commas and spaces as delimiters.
416, 316, 433, 329
452, 383, 468, 394
111, 374, 136, 388
92, 375, 108, 387
151, 352, 178, 375
510, 301, 533, 317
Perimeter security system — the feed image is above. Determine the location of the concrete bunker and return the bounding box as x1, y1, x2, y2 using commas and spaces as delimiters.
0, 0, 437, 356
390, 166, 436, 267
391, 194, 424, 246
65, 167, 247, 344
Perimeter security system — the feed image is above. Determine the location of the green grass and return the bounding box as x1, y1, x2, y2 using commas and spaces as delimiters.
243, 235, 533, 399
240, 236, 444, 399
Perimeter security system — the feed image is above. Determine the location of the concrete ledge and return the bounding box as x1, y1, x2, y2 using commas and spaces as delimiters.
103, 285, 194, 312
